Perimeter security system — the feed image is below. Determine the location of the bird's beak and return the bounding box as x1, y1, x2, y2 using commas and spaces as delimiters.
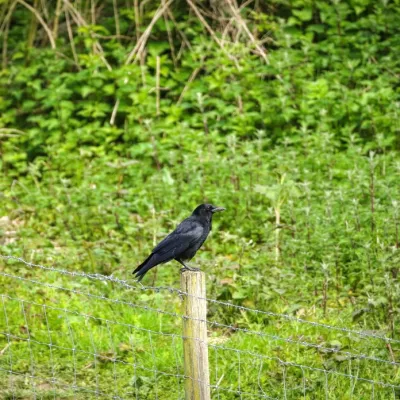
211, 206, 225, 213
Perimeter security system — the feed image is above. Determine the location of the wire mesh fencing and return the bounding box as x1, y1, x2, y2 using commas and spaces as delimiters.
0, 255, 399, 399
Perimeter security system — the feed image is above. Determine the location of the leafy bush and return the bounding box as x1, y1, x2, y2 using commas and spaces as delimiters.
0, 1, 399, 397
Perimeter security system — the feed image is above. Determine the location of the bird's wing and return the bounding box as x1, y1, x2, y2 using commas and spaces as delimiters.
133, 218, 204, 279
152, 218, 204, 260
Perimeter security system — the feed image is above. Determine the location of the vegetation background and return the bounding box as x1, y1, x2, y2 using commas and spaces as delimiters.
0, 0, 399, 398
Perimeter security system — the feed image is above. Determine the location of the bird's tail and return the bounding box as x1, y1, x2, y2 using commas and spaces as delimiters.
133, 254, 156, 282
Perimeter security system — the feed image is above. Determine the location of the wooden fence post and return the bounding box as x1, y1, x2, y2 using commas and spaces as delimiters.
181, 270, 211, 400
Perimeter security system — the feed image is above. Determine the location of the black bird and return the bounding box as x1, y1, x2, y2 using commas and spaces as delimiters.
133, 204, 225, 281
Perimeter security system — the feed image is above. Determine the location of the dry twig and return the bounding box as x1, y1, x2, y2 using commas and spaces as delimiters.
125, 0, 174, 65
63, 0, 112, 71
225, 0, 269, 64
186, 0, 241, 70
17, 0, 56, 49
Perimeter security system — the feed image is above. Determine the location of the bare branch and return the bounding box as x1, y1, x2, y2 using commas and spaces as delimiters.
225, 0, 269, 64
125, 0, 174, 65
186, 0, 241, 70
17, 0, 56, 49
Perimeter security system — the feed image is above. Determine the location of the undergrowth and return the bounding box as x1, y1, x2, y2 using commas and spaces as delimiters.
0, 0, 400, 398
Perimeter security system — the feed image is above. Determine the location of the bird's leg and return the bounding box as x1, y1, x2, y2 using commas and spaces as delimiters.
177, 259, 200, 272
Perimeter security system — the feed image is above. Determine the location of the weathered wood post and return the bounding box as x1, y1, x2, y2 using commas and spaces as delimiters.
181, 270, 211, 400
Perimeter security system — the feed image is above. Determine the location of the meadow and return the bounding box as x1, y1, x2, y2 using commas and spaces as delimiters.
0, 0, 399, 398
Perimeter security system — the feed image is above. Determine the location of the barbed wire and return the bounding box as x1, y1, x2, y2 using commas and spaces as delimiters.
0, 270, 398, 368
1, 254, 399, 346
0, 367, 124, 399
1, 296, 279, 399
1, 292, 399, 392
1, 294, 399, 395
1, 255, 399, 399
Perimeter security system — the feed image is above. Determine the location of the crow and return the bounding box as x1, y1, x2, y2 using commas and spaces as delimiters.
133, 204, 225, 281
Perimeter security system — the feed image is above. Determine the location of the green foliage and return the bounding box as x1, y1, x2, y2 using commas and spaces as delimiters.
0, 0, 400, 397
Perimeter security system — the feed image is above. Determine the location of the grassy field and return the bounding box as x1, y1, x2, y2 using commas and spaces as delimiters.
1, 266, 399, 399
1, 137, 400, 398
1, 0, 400, 398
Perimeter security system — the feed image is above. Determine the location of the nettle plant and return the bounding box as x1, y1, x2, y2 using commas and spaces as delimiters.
0, 0, 399, 332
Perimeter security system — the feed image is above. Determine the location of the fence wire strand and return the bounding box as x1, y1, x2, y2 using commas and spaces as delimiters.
2, 255, 398, 345
1, 255, 399, 399
0, 269, 397, 368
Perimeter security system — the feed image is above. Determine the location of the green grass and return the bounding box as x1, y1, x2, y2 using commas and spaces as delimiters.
1, 0, 400, 397
0, 268, 398, 399
1, 137, 400, 398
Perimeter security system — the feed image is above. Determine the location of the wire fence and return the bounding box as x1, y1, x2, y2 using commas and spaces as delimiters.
0, 255, 399, 399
